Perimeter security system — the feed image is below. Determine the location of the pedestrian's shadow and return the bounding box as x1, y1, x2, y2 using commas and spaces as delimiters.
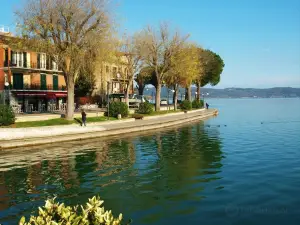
74, 118, 82, 126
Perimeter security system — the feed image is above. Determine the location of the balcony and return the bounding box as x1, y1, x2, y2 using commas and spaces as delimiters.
11, 83, 67, 91
3, 61, 61, 71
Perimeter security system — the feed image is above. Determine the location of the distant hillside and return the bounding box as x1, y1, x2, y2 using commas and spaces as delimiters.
142, 87, 300, 98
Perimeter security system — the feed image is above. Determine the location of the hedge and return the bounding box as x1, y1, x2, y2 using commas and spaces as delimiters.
0, 104, 15, 126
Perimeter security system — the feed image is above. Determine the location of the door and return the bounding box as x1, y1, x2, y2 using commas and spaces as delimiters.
40, 74, 47, 90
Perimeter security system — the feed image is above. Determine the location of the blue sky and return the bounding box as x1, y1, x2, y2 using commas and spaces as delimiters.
1, 0, 300, 88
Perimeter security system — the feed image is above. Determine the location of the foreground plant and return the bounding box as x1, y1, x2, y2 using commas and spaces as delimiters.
19, 196, 127, 225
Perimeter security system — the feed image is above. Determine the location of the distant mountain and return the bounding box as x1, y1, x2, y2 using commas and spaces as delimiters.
142, 87, 300, 98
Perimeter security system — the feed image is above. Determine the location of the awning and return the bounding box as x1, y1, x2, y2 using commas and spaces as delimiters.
47, 93, 56, 99
16, 93, 46, 96
55, 93, 67, 97
14, 92, 67, 98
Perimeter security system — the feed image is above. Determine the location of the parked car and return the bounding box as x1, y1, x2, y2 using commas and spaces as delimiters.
160, 99, 168, 105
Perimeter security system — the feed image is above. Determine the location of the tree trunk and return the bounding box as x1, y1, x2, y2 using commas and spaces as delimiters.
173, 88, 178, 111
185, 88, 188, 100
155, 83, 161, 111
196, 81, 201, 100
124, 88, 129, 106
138, 83, 145, 96
66, 78, 75, 120
125, 77, 133, 107
186, 86, 192, 101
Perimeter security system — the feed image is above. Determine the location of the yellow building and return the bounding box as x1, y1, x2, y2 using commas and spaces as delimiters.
93, 53, 134, 99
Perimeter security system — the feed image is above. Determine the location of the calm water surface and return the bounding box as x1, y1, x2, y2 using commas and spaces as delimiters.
0, 98, 300, 225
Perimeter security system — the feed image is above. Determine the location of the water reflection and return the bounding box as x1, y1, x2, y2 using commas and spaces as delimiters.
0, 121, 223, 225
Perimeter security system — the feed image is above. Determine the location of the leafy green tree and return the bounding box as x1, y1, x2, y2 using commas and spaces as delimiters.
165, 43, 200, 109
75, 70, 95, 97
135, 66, 154, 95
195, 49, 225, 100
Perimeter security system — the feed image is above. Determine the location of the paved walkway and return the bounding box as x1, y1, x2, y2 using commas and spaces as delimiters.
0, 109, 218, 149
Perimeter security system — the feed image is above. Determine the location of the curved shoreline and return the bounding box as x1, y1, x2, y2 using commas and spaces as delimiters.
0, 109, 218, 150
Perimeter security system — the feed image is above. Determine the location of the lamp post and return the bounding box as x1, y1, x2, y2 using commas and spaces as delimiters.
145, 87, 149, 102
107, 81, 110, 120
168, 89, 175, 110
4, 73, 10, 105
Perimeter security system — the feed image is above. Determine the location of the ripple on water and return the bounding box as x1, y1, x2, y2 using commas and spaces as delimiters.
1, 99, 300, 225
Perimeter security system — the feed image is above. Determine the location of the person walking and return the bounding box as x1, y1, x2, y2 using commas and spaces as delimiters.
206, 102, 209, 109
81, 109, 87, 126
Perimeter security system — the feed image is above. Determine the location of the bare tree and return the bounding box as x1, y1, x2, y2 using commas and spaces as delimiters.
15, 0, 113, 119
137, 23, 188, 111
119, 34, 144, 106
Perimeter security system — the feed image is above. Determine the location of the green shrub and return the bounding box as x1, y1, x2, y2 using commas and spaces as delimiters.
19, 196, 127, 225
0, 104, 15, 126
179, 100, 192, 110
137, 102, 154, 114
192, 99, 204, 109
106, 102, 129, 118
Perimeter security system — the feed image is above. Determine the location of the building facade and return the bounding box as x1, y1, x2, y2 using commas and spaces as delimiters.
93, 54, 134, 101
0, 28, 67, 113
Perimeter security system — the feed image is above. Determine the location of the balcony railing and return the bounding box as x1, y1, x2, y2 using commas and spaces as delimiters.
3, 61, 61, 71
12, 83, 67, 91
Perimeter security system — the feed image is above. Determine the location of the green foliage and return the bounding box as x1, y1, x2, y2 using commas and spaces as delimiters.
192, 100, 204, 109
0, 92, 4, 104
75, 71, 96, 97
199, 49, 225, 87
135, 67, 154, 95
179, 100, 192, 110
107, 102, 129, 118
0, 104, 16, 126
137, 102, 154, 114
19, 196, 126, 225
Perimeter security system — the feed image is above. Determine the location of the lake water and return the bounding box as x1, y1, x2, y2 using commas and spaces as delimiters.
0, 98, 300, 225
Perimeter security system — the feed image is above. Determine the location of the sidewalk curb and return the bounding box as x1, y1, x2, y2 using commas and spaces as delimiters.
0, 109, 218, 150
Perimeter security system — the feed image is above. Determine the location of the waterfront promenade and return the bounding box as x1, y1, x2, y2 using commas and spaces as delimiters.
0, 108, 217, 150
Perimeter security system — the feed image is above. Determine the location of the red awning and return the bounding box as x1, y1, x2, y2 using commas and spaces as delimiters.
15, 92, 67, 98
55, 93, 67, 97
47, 93, 56, 99
16, 93, 46, 96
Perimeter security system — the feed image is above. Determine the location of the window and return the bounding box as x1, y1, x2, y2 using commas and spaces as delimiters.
38, 53, 46, 69
40, 74, 47, 90
113, 67, 117, 74
52, 56, 58, 70
53, 75, 58, 90
11, 51, 24, 67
